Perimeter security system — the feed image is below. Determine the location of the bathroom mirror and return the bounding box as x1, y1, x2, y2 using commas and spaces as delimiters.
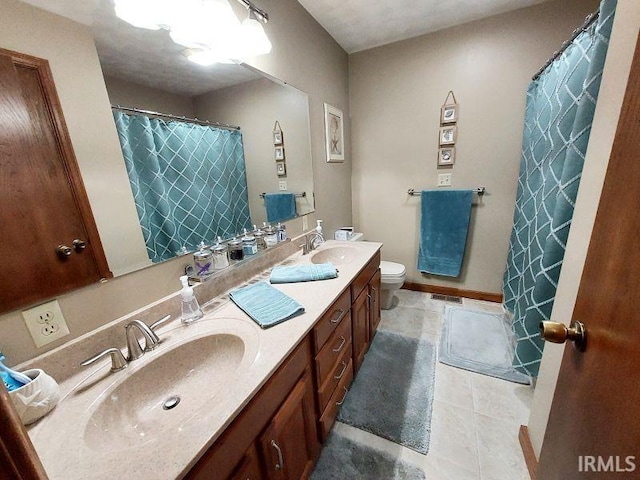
19, 0, 315, 275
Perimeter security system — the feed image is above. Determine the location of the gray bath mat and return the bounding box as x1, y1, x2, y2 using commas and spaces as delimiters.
310, 431, 426, 480
439, 305, 530, 384
337, 330, 436, 454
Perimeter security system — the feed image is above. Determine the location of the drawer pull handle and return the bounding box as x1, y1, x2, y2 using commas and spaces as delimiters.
336, 386, 349, 406
333, 335, 346, 353
334, 361, 348, 380
271, 440, 284, 470
330, 308, 346, 324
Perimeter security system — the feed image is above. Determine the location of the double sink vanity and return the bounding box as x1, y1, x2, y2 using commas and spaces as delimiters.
24, 238, 382, 480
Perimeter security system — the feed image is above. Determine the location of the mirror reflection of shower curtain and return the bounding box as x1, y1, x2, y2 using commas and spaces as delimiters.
113, 111, 252, 263
502, 0, 616, 377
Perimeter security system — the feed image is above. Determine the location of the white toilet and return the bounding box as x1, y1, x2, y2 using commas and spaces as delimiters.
348, 232, 406, 310
379, 260, 406, 310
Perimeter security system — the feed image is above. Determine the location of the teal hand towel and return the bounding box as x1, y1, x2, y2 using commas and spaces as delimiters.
418, 190, 473, 277
229, 281, 305, 328
265, 193, 297, 223
270, 263, 338, 284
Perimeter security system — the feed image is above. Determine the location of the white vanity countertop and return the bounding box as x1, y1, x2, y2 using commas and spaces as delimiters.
27, 240, 382, 480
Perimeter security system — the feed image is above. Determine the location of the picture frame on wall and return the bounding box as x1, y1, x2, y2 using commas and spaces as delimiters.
441, 104, 458, 124
438, 147, 456, 166
273, 131, 283, 145
439, 126, 457, 146
324, 103, 344, 163
275, 146, 285, 161
276, 162, 286, 177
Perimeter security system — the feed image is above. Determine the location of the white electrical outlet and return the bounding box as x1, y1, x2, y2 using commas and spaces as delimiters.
437, 173, 452, 187
278, 180, 287, 191
22, 300, 70, 348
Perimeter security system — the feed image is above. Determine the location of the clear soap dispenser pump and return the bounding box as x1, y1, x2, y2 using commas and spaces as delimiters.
180, 275, 203, 325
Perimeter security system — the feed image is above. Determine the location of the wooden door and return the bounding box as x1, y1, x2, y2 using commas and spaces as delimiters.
537, 33, 640, 479
259, 372, 319, 480
368, 269, 381, 340
352, 288, 369, 374
0, 49, 111, 313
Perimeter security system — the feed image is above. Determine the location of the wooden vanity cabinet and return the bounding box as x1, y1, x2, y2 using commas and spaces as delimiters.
350, 252, 381, 374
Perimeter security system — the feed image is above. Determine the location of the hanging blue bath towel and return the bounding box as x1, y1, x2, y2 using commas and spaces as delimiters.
418, 190, 473, 277
265, 193, 297, 223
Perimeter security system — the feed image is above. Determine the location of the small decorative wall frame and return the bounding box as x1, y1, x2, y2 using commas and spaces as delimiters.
275, 146, 285, 161
440, 91, 458, 125
438, 147, 456, 166
324, 103, 344, 163
276, 161, 286, 177
439, 126, 457, 146
273, 121, 283, 145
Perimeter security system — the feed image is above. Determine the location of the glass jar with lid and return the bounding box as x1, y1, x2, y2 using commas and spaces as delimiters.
265, 225, 278, 247
254, 225, 267, 250
242, 230, 257, 256
212, 236, 230, 270
228, 237, 244, 261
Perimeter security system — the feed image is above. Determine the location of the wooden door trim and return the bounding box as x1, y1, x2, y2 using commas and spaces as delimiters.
403, 282, 503, 303
519, 425, 538, 479
0, 47, 112, 283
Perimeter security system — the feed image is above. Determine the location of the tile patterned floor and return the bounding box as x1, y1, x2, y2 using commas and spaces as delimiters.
332, 289, 534, 480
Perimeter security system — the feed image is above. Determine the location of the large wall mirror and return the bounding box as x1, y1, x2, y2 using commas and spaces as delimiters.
20, 0, 315, 276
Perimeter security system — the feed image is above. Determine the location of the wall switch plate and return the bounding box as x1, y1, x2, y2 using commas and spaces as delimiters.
437, 173, 452, 187
278, 181, 287, 191
22, 300, 70, 348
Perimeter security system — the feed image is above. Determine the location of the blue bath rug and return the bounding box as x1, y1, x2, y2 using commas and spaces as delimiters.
337, 330, 436, 454
310, 431, 426, 480
439, 305, 531, 384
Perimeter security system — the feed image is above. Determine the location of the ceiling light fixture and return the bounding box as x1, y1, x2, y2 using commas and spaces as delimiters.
114, 0, 272, 66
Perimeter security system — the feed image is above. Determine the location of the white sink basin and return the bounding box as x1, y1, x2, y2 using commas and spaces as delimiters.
311, 246, 357, 266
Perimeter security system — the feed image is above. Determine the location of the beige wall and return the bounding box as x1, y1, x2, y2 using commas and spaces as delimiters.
105, 75, 196, 118
195, 78, 314, 225
527, 0, 640, 458
0, 0, 342, 364
349, 0, 599, 293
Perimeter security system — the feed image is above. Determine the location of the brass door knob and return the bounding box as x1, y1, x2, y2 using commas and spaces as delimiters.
56, 244, 72, 257
73, 239, 86, 251
539, 320, 587, 351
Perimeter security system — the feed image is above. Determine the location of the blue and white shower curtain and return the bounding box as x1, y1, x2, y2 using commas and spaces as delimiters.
502, 0, 616, 377
113, 111, 252, 263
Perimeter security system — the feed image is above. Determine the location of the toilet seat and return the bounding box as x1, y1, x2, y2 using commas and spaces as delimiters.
380, 261, 406, 281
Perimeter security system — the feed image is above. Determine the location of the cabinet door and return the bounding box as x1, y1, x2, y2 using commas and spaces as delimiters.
259, 371, 319, 480
352, 288, 369, 374
0, 49, 111, 313
228, 444, 263, 480
368, 269, 381, 341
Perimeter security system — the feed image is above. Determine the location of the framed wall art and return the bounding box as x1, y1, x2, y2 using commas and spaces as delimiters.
273, 121, 283, 145
324, 103, 344, 163
439, 126, 457, 146
276, 162, 286, 177
438, 147, 456, 166
275, 146, 285, 161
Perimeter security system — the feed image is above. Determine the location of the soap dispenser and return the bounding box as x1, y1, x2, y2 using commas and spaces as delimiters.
180, 275, 203, 325
316, 220, 323, 234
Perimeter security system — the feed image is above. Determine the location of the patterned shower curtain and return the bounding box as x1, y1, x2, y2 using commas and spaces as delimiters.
113, 111, 252, 263
502, 0, 616, 377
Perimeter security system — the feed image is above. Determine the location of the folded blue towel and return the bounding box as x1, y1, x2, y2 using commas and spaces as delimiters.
418, 190, 473, 277
265, 193, 297, 223
270, 263, 338, 284
229, 281, 305, 328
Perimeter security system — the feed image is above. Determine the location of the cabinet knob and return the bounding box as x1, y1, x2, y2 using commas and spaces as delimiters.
56, 244, 72, 257
73, 239, 86, 251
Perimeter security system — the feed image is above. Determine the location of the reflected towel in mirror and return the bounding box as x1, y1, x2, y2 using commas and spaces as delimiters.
265, 192, 297, 223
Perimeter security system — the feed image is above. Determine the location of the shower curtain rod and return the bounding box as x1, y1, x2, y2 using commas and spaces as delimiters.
111, 105, 241, 131
532, 10, 599, 81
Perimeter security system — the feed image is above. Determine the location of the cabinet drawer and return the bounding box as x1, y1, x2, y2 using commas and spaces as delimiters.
315, 316, 352, 386
317, 343, 352, 414
350, 251, 380, 303
313, 287, 351, 354
318, 358, 354, 441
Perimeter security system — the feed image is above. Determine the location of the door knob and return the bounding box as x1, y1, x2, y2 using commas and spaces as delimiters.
56, 244, 72, 257
73, 239, 86, 251
539, 320, 587, 351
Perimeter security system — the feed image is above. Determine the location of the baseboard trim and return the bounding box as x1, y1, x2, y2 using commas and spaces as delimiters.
519, 425, 538, 480
402, 282, 503, 303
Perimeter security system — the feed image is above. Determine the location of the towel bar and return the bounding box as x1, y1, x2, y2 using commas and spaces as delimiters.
407, 187, 486, 196
259, 192, 306, 198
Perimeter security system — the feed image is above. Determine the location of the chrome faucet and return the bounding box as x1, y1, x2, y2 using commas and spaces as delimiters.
125, 320, 160, 361
301, 232, 325, 255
